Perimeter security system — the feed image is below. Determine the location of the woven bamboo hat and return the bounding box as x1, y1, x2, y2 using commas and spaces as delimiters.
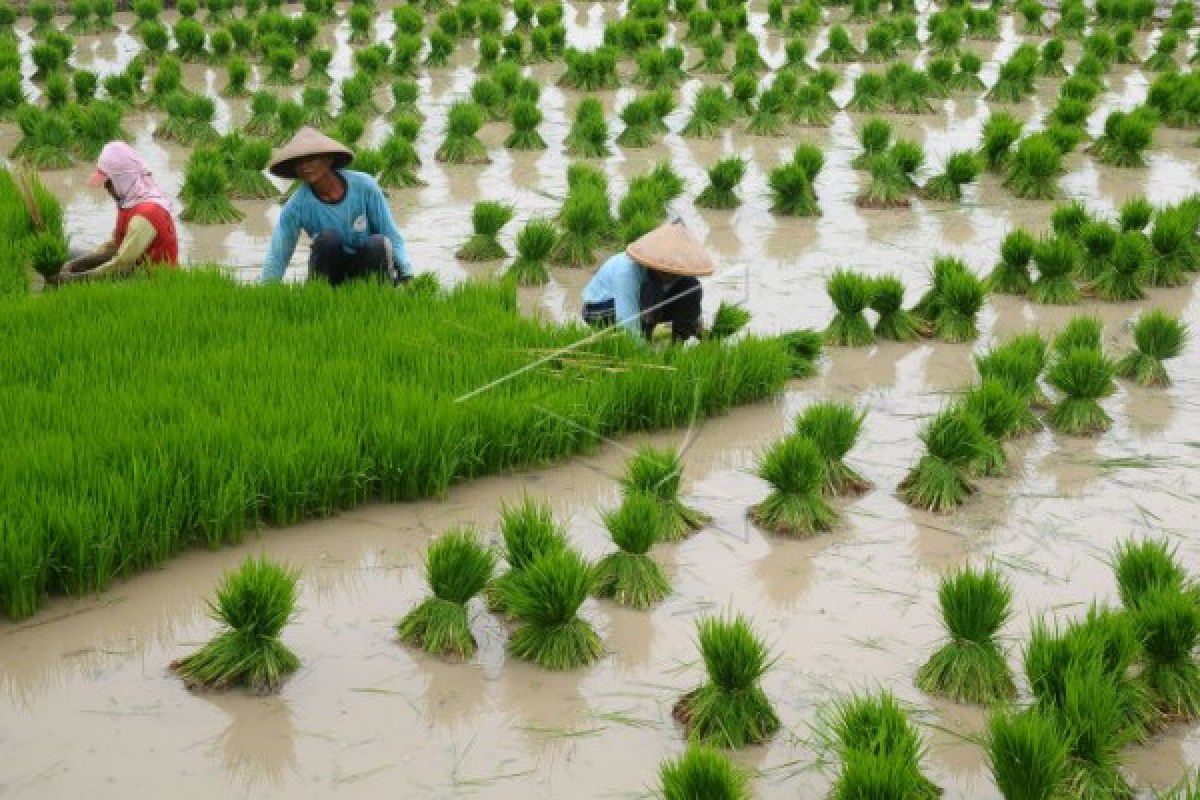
267, 126, 354, 179
625, 222, 715, 277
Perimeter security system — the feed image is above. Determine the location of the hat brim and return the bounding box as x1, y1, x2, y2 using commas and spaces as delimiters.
268, 150, 354, 180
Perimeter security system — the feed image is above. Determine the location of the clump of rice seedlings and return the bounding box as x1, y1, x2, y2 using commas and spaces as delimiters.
470, 78, 505, 122
619, 445, 709, 541
682, 86, 731, 138
504, 100, 546, 151
824, 270, 874, 347
12, 108, 74, 170
396, 528, 493, 659
487, 496, 568, 613
27, 230, 68, 279
1045, 347, 1115, 435
926, 58, 956, 97
912, 255, 967, 326
227, 137, 278, 199
1145, 32, 1181, 72
1091, 109, 1156, 168
1051, 201, 1093, 242
1089, 232, 1148, 302
0, 69, 24, 120
170, 556, 300, 693
301, 87, 333, 129
558, 46, 620, 90
916, 564, 1016, 703
1112, 26, 1138, 65
986, 229, 1036, 294
673, 614, 780, 748
565, 98, 610, 158
948, 51, 986, 92
659, 745, 748, 800
768, 152, 821, 217
456, 202, 514, 262
616, 96, 657, 148
824, 690, 940, 799
986, 707, 1070, 800
1030, 236, 1080, 305
1055, 659, 1137, 799
729, 32, 766, 75
696, 157, 746, 210
882, 63, 934, 114
730, 73, 757, 117
979, 111, 1023, 172
900, 408, 986, 512
934, 267, 985, 343
1005, 134, 1062, 200
819, 25, 860, 63
389, 82, 421, 123
1077, 220, 1118, 282
865, 19, 902, 62
244, 91, 278, 137
504, 548, 602, 670
1038, 37, 1068, 76
1053, 315, 1103, 357
962, 379, 1026, 475
710, 302, 752, 339
1113, 538, 1189, 611
1121, 197, 1154, 234
593, 493, 670, 609
847, 72, 886, 113
1133, 584, 1200, 719
221, 57, 249, 98
928, 11, 963, 56
377, 129, 424, 190
833, 749, 935, 799
305, 47, 332, 86
779, 329, 823, 379
746, 86, 785, 136
1116, 310, 1187, 388
750, 434, 838, 537
181, 147, 243, 225
551, 183, 609, 266
871, 275, 924, 342
793, 402, 871, 496
923, 151, 980, 202
853, 117, 892, 170
1019, 0, 1047, 33
857, 152, 911, 209
506, 218, 557, 286
436, 101, 489, 165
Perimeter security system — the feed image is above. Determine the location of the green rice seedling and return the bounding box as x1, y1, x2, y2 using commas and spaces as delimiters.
181, 148, 243, 225
505, 549, 602, 670
853, 118, 893, 171
871, 275, 924, 342
1051, 201, 1093, 242
823, 690, 939, 799
1114, 538, 1190, 611
1053, 315, 1103, 357
565, 97, 610, 158
900, 408, 986, 512
1048, 96, 1091, 135
986, 229, 1036, 294
551, 184, 609, 267
979, 111, 1023, 172
27, 230, 68, 279
696, 157, 746, 210
339, 75, 379, 117
681, 86, 730, 139
746, 85, 787, 136
833, 749, 935, 799
1057, 659, 1137, 799
1046, 347, 1115, 435
470, 78, 505, 123
916, 564, 1016, 703
864, 19, 901, 62
729, 32, 766, 75
396, 528, 494, 659
244, 92, 278, 138
1092, 109, 1156, 168
424, 30, 455, 67
768, 163, 819, 217
986, 707, 1070, 800
488, 496, 568, 612
673, 614, 780, 748
1146, 32, 1181, 72
390, 81, 420, 122
263, 46, 296, 86
730, 73, 757, 117
923, 151, 979, 202
170, 556, 300, 693
1038, 37, 1068, 76
1147, 208, 1194, 288
1077, 221, 1118, 282
507, 218, 557, 286
67, 0, 94, 35
1090, 232, 1148, 301
1030, 236, 1080, 305
27, 0, 53, 36
436, 102, 488, 165
456, 202, 514, 262
43, 73, 70, 111
962, 378, 1026, 473
793, 402, 870, 496
616, 97, 657, 148
0, 69, 23, 120
332, 113, 365, 149
912, 255, 966, 326
857, 152, 911, 210
303, 48, 332, 87
1121, 197, 1154, 234
221, 57, 248, 98
948, 51, 986, 92
845, 71, 885, 113
824, 270, 874, 347
928, 11, 963, 56
505, 100, 546, 151
67, 101, 127, 161
819, 25, 860, 63
29, 43, 64, 82
751, 434, 838, 537
926, 58, 956, 97
1019, 0, 1047, 33
778, 330, 823, 379
1056, 0, 1087, 37
301, 87, 333, 129
882, 63, 934, 114
1116, 310, 1187, 388
710, 302, 751, 340
1113, 26, 1138, 65
558, 46, 620, 90
593, 493, 670, 609
619, 445, 709, 541
659, 745, 749, 800
1005, 134, 1062, 200
11, 108, 74, 170
227, 137, 278, 200
1133, 584, 1200, 719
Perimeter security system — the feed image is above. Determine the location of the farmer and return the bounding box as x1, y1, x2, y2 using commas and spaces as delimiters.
260, 127, 414, 285
53, 141, 178, 282
581, 221, 713, 341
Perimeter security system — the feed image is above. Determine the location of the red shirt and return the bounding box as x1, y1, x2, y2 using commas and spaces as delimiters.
114, 203, 179, 267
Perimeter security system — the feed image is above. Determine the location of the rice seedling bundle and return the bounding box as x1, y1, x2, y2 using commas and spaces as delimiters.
746, 86, 785, 136
768, 160, 820, 217
1029, 235, 1080, 305
170, 556, 301, 693
932, 266, 984, 343
778, 329, 823, 378
506, 219, 556, 286
1091, 109, 1156, 167
227, 137, 279, 199
1089, 232, 1149, 301
1131, 585, 1200, 719
750, 433, 838, 536
916, 564, 1016, 702
979, 111, 1023, 172
243, 91, 279, 137
845, 71, 884, 113
986, 707, 1070, 800
1005, 134, 1062, 200
922, 151, 980, 203
729, 73, 758, 117
396, 528, 494, 659
615, 96, 657, 148
659, 746, 749, 800
1147, 208, 1195, 288
1113, 538, 1191, 612
709, 302, 751, 340
558, 47, 620, 90
824, 270, 874, 347
824, 690, 940, 799
900, 408, 986, 512
790, 402, 869, 496
1076, 221, 1118, 282
883, 63, 935, 114
1045, 347, 1115, 435
852, 118, 892, 171
505, 548, 602, 670
11, 107, 74, 170
1116, 310, 1187, 388
928, 11, 963, 55
1146, 32, 1181, 72
961, 379, 1026, 475
619, 445, 709, 541
67, 101, 127, 161
551, 184, 609, 267
730, 32, 766, 75
67, 0, 94, 35
593, 492, 670, 609
565, 97, 610, 158
912, 255, 967, 325
857, 151, 911, 209
682, 86, 731, 138
1055, 659, 1137, 799
789, 81, 834, 127
870, 275, 924, 342
819, 25, 860, 63
0, 68, 23, 119
1053, 315, 1104, 358
695, 157, 746, 210
986, 229, 1036, 294
181, 149, 244, 225
673, 614, 780, 748
436, 101, 489, 165
864, 19, 902, 62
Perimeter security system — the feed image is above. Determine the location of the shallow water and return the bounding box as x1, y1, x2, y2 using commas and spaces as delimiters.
3, 3, 1200, 798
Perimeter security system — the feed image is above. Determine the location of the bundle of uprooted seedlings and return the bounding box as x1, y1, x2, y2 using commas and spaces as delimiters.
910, 255, 967, 327
506, 218, 557, 286
1131, 583, 1200, 719
658, 745, 749, 800
301, 86, 334, 129
1053, 318, 1102, 360
750, 433, 838, 537
456, 201, 514, 262
471, 77, 505, 122
503, 548, 602, 670
768, 151, 821, 217
1040, 37, 1069, 76
852, 117, 892, 171
977, 336, 1050, 426
746, 86, 786, 136
1116, 310, 1187, 388
979, 111, 1023, 172
673, 614, 781, 748
1145, 31, 1181, 72
1029, 235, 1080, 305
227, 137, 279, 199
1147, 207, 1195, 288
933, 266, 985, 343
170, 556, 300, 693
987, 48, 1038, 103
847, 72, 886, 112
691, 34, 726, 73
181, 147, 243, 224
1113, 537, 1192, 613
551, 183, 610, 267
882, 63, 935, 114
505, 99, 546, 150
619, 445, 710, 541
793, 401, 871, 496
682, 86, 732, 138
824, 269, 874, 346
1004, 133, 1062, 200
985, 229, 1036, 294
986, 707, 1071, 800
818, 24, 859, 63
1077, 220, 1118, 282
593, 492, 670, 609
900, 408, 987, 512
778, 329, 823, 378
857, 150, 912, 209
922, 151, 980, 202
949, 51, 986, 91
1089, 232, 1149, 302
1091, 109, 1156, 168
916, 564, 1016, 703
436, 101, 489, 164
709, 302, 752, 339
396, 527, 494, 659
870, 275, 924, 342
696, 156, 746, 210
824, 690, 941, 800
615, 96, 657, 148
243, 91, 279, 137
961, 379, 1026, 476
1045, 346, 1115, 435
487, 496, 569, 614
378, 132, 424, 189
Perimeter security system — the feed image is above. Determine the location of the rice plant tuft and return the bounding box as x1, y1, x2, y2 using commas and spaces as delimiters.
1115, 311, 1187, 388
593, 492, 671, 609
659, 745, 749, 799
825, 270, 875, 347
456, 201, 514, 261
751, 433, 838, 537
396, 527, 494, 659
793, 402, 871, 496
619, 445, 710, 541
986, 707, 1070, 800
899, 408, 985, 512
505, 548, 603, 670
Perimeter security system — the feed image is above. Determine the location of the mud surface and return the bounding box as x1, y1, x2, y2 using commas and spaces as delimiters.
3, 4, 1200, 799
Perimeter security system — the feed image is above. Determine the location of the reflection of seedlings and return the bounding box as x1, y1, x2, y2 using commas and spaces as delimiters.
436, 101, 489, 164
505, 549, 603, 670
916, 564, 1016, 702
899, 408, 985, 512
593, 493, 670, 609
986, 707, 1069, 800
985, 230, 1035, 294
751, 433, 838, 537
824, 270, 875, 347
794, 401, 871, 496
456, 201, 514, 262
922, 151, 979, 203
620, 446, 709, 541
870, 275, 923, 342
397, 528, 494, 659
962, 379, 1025, 476
1116, 311, 1187, 388
488, 496, 568, 615
507, 218, 557, 286
852, 117, 892, 170
824, 690, 940, 800
696, 157, 746, 210
1029, 235, 1080, 305
659, 745, 749, 799
1133, 585, 1200, 719
673, 614, 780, 748
1045, 348, 1115, 435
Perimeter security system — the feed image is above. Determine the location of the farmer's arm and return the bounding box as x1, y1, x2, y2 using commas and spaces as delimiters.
260, 204, 302, 282
88, 216, 157, 277
364, 178, 413, 279
611, 257, 645, 337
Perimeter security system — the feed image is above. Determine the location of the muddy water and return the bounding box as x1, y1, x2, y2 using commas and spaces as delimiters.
4, 5, 1200, 799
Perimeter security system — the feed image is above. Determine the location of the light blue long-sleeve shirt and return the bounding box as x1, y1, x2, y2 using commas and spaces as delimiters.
260, 169, 413, 282
582, 252, 647, 336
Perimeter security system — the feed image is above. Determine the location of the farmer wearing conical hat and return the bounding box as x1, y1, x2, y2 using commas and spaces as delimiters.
261, 127, 414, 285
53, 141, 178, 282
581, 221, 713, 341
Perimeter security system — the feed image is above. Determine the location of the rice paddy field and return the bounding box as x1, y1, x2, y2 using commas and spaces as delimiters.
4, 0, 1200, 794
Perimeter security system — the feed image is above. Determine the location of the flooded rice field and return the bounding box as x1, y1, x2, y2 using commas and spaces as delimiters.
2, 0, 1200, 796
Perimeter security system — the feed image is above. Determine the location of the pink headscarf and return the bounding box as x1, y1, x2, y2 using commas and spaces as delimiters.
87, 141, 172, 211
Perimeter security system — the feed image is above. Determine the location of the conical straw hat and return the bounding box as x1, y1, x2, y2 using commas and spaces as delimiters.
625, 222, 714, 277
267, 126, 354, 179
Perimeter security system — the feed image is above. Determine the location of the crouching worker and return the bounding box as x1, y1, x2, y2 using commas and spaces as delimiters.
52, 142, 178, 282
581, 221, 713, 341
260, 127, 414, 285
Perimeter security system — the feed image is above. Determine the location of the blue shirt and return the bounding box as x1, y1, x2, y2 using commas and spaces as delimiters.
260, 170, 413, 282
582, 252, 646, 336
